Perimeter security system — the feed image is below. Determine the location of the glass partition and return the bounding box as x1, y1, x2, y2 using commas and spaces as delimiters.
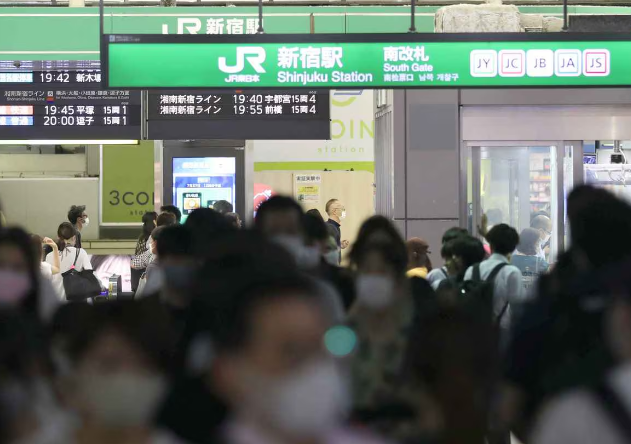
467, 142, 581, 265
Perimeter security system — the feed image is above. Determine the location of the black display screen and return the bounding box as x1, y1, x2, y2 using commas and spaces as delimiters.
0, 62, 141, 140
147, 90, 330, 140
148, 91, 325, 120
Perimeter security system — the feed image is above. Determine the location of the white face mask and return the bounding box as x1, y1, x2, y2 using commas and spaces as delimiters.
272, 235, 314, 267
246, 359, 349, 437
272, 235, 304, 256
298, 245, 321, 270
0, 270, 31, 305
79, 373, 166, 427
355, 274, 395, 309
340, 211, 347, 220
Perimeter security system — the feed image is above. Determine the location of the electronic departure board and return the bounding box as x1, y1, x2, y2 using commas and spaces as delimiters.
0, 61, 141, 140
147, 90, 329, 140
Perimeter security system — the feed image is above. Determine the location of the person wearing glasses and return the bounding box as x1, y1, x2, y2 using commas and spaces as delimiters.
68, 205, 89, 250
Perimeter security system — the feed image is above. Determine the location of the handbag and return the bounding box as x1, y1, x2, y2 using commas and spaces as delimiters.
62, 249, 101, 302
135, 271, 148, 298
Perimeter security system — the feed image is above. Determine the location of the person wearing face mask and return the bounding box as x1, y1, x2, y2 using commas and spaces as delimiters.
156, 232, 296, 444
503, 187, 631, 441
47, 300, 185, 444
530, 214, 552, 262
255, 197, 345, 322
348, 216, 427, 440
214, 275, 385, 444
0, 311, 67, 444
0, 228, 41, 317
304, 212, 356, 312
532, 291, 631, 444
512, 228, 550, 292
145, 225, 196, 343
326, 199, 350, 263
67, 205, 89, 250
46, 222, 92, 303
254, 196, 306, 256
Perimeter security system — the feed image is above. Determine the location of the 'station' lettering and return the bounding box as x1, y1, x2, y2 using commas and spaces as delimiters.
277, 71, 374, 85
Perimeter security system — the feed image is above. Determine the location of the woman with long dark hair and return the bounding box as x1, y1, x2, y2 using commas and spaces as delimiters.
131, 212, 157, 292
347, 216, 434, 441
45, 222, 91, 302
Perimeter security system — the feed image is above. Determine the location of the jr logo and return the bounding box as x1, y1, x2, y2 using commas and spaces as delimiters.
218, 47, 267, 74
161, 18, 202, 34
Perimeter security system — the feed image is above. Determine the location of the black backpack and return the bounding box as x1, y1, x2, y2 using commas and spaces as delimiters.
459, 263, 509, 325
62, 249, 102, 302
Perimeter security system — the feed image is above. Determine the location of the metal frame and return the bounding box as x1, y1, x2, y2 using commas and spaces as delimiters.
552, 141, 564, 254
105, 32, 631, 44
465, 141, 556, 228
101, 32, 631, 89
161, 140, 246, 218
464, 139, 583, 255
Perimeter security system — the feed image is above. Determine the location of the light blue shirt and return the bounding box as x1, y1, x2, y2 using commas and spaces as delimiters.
427, 266, 449, 290
464, 253, 526, 330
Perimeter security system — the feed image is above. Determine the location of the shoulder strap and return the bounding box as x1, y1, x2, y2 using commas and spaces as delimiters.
496, 301, 510, 325
486, 263, 508, 284
441, 268, 449, 279
486, 263, 509, 324
593, 380, 631, 442
72, 248, 80, 268
472, 264, 481, 282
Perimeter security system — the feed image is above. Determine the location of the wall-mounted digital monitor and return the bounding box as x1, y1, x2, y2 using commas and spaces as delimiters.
172, 156, 237, 223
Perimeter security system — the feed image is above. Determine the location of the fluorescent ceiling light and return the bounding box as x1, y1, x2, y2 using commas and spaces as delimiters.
0, 140, 139, 145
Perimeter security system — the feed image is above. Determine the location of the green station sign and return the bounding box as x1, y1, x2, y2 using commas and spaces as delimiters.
104, 34, 631, 89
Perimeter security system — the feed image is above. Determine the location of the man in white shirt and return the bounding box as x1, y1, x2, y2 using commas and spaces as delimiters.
464, 224, 525, 332
533, 294, 631, 444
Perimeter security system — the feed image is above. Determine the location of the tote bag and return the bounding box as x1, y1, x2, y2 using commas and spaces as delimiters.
62, 249, 101, 302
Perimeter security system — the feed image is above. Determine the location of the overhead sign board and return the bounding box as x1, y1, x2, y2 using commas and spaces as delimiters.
0, 60, 141, 140
147, 89, 329, 139
103, 33, 631, 89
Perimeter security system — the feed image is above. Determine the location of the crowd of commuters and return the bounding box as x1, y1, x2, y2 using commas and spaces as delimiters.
1, 186, 631, 444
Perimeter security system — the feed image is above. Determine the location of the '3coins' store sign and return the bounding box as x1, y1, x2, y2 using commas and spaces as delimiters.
104, 33, 631, 89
